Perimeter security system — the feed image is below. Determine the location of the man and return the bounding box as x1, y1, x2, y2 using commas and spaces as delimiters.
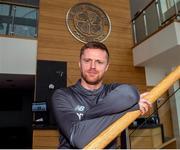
52, 41, 151, 149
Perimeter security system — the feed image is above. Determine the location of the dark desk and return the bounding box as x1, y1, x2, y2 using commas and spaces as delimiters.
0, 126, 32, 149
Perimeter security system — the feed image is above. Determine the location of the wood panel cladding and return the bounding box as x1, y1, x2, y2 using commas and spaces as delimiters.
129, 126, 163, 148
33, 129, 59, 149
37, 0, 147, 91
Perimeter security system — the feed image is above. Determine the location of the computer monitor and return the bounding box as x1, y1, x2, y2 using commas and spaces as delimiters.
32, 101, 47, 112
32, 102, 48, 126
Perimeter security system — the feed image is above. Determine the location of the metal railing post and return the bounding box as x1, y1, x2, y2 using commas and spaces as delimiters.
10, 5, 16, 35
34, 9, 38, 37
120, 129, 130, 149
143, 10, 148, 36
132, 20, 137, 44
155, 0, 162, 26
173, 0, 179, 15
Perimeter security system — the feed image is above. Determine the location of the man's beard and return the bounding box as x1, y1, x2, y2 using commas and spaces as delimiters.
81, 71, 104, 85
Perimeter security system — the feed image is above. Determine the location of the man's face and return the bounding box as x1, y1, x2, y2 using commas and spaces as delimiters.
79, 48, 109, 85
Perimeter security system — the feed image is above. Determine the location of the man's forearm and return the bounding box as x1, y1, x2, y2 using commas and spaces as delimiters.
84, 84, 140, 119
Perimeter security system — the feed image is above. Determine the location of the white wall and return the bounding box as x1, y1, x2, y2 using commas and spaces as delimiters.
145, 65, 167, 86
0, 37, 37, 75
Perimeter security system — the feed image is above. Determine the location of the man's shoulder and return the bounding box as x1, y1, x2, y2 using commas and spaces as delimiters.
52, 86, 75, 103
104, 83, 121, 89
104, 83, 137, 91
54, 84, 76, 94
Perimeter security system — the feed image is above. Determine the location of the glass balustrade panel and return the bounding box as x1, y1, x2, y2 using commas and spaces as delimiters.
13, 6, 37, 38
135, 13, 146, 43
0, 4, 11, 35
159, 0, 176, 23
145, 1, 159, 35
0, 3, 38, 38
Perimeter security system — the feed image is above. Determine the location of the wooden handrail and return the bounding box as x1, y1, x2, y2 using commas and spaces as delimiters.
84, 66, 180, 149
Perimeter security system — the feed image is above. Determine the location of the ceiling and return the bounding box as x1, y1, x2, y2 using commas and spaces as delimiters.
0, 74, 35, 89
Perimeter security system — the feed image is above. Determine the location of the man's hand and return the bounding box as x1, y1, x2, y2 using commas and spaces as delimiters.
139, 92, 152, 115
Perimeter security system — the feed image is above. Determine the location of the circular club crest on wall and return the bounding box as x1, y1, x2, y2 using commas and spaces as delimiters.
66, 2, 111, 43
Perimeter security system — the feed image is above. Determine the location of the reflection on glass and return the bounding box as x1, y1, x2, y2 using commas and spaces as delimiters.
145, 1, 159, 35
15, 6, 36, 19
134, 13, 146, 44
13, 6, 37, 37
0, 23, 7, 34
159, 0, 176, 22
14, 25, 36, 37
0, 4, 10, 34
0, 4, 10, 15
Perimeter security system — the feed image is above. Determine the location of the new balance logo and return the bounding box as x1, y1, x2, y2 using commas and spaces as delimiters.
75, 105, 85, 112
76, 113, 84, 120
75, 105, 85, 120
